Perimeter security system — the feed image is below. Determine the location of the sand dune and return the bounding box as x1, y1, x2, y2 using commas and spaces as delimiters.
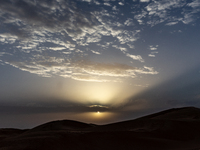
1, 107, 200, 150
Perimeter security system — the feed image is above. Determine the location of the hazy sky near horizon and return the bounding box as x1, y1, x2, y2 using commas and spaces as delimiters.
1, 0, 200, 128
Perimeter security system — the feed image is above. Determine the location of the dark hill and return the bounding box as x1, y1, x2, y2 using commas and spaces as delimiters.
30, 120, 94, 132
1, 107, 200, 150
0, 128, 28, 140
140, 106, 200, 120
97, 107, 200, 131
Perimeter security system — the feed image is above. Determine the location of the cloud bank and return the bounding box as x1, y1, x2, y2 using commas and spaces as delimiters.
0, 0, 199, 82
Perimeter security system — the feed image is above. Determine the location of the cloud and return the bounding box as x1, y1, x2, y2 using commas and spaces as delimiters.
0, 101, 112, 114
70, 60, 138, 77
0, 0, 97, 39
0, 0, 163, 83
91, 50, 101, 54
118, 2, 124, 5
71, 75, 113, 82
140, 0, 150, 2
0, 0, 141, 48
148, 54, 155, 57
148, 45, 158, 57
49, 47, 66, 51
0, 33, 18, 44
124, 18, 134, 26
148, 51, 158, 57
104, 2, 112, 7
149, 45, 158, 50
143, 0, 200, 26
0, 52, 12, 56
126, 54, 144, 62
112, 45, 144, 62
4, 57, 158, 82
82, 0, 92, 2
135, 66, 158, 75
89, 105, 109, 108
166, 21, 179, 26
188, 0, 200, 8
70, 60, 158, 81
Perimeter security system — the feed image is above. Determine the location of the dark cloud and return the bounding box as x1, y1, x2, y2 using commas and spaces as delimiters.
4, 24, 28, 39
0, 0, 97, 38
0, 100, 112, 114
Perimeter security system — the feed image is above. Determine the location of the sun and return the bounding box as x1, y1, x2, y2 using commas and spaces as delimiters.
97, 111, 100, 114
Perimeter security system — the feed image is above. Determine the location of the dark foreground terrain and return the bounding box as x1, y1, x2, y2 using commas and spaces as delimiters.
1, 107, 200, 150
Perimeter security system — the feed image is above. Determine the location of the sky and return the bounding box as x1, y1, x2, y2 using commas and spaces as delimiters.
0, 0, 200, 128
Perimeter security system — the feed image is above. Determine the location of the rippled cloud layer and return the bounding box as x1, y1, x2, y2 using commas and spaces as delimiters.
0, 0, 200, 82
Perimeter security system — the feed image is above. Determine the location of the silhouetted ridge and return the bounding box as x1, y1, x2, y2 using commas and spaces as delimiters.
0, 128, 28, 140
1, 107, 200, 150
139, 106, 200, 120
93, 107, 200, 132
31, 120, 94, 132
